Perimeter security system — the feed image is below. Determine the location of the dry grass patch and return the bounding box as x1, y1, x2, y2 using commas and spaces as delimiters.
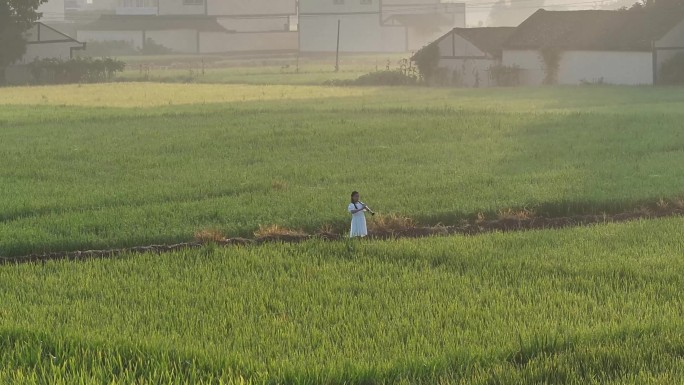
367, 213, 417, 235
271, 180, 288, 191
193, 228, 226, 243
254, 224, 308, 239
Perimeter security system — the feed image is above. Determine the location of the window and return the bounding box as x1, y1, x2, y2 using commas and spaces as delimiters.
183, 0, 204, 5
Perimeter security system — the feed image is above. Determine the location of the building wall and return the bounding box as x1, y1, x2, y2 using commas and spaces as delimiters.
300, 0, 464, 52
208, 0, 295, 16
435, 33, 495, 87
655, 19, 684, 70
503, 49, 653, 85
199, 31, 298, 53
158, 0, 205, 15
299, 13, 406, 52
299, 0, 380, 14
147, 30, 198, 53
77, 30, 144, 48
18, 42, 81, 63
217, 17, 290, 32
437, 58, 497, 87
39, 0, 65, 21
502, 50, 544, 85
77, 29, 199, 53
436, 32, 486, 58
559, 51, 652, 85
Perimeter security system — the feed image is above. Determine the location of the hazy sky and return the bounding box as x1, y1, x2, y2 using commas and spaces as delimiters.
465, 0, 628, 26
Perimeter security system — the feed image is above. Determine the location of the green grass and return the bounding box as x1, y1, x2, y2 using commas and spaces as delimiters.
3, 82, 684, 383
116, 53, 407, 85
1, 218, 683, 383
2, 85, 684, 256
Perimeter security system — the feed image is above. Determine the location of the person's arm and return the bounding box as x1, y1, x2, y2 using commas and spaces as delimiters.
349, 204, 366, 214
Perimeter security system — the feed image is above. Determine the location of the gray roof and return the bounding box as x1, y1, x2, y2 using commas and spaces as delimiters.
504, 9, 684, 51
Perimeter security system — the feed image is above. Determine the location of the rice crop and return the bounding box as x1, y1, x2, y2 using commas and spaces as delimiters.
2, 84, 684, 256
0, 218, 683, 384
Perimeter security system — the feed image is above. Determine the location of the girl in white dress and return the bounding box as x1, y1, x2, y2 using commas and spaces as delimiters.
348, 191, 368, 238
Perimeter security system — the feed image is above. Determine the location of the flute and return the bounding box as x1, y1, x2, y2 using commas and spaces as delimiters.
359, 202, 376, 216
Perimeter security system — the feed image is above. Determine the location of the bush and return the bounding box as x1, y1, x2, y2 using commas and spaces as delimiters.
28, 57, 125, 84
659, 52, 684, 85
489, 64, 521, 87
140, 38, 174, 55
354, 70, 419, 86
82, 40, 139, 57
81, 38, 173, 57
412, 43, 440, 82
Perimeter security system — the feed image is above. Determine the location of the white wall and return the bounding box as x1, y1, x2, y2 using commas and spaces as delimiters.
559, 51, 652, 85
209, 0, 295, 16
217, 17, 289, 32
657, 19, 684, 48
435, 33, 494, 87
299, 14, 406, 52
437, 57, 497, 87
39, 0, 65, 21
77, 30, 144, 48
503, 49, 653, 85
146, 30, 198, 53
502, 50, 545, 85
200, 31, 298, 53
299, 0, 379, 14
158, 0, 205, 15
436, 32, 486, 58
656, 19, 684, 70
18, 42, 81, 63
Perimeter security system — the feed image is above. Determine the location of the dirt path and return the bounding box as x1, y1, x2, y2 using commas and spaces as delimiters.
2, 206, 683, 265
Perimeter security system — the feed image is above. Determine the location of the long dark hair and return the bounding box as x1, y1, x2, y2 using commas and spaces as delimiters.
351, 191, 359, 209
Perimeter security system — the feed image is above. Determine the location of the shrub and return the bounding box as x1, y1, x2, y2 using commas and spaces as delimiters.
489, 64, 521, 87
28, 57, 125, 84
658, 52, 684, 85
412, 42, 440, 82
81, 40, 138, 57
140, 38, 174, 55
354, 70, 418, 86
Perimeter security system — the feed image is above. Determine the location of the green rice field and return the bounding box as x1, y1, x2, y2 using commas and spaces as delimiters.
1, 82, 684, 383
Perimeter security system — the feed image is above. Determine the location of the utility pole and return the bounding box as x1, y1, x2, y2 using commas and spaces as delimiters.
335, 19, 341, 72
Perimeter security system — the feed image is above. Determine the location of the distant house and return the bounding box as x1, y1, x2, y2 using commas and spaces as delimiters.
5, 23, 86, 84
413, 27, 515, 87
77, 15, 230, 54
16, 23, 85, 64
299, 0, 466, 53
502, 9, 684, 85
77, 0, 298, 54
38, 0, 66, 22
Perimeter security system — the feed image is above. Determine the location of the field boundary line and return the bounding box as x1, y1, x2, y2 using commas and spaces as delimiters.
3, 206, 683, 265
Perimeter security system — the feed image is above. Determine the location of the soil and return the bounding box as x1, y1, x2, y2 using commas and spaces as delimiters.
2, 206, 682, 266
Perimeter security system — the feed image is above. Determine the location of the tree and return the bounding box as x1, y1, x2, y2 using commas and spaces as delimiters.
625, 0, 684, 11
0, 0, 47, 83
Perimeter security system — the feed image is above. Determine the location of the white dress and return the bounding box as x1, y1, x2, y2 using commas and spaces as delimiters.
348, 203, 368, 238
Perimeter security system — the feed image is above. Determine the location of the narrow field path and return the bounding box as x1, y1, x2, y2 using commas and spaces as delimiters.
3, 203, 683, 265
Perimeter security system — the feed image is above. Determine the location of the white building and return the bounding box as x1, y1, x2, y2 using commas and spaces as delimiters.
502, 9, 684, 86
38, 0, 66, 22
77, 0, 298, 54
5, 23, 86, 84
17, 23, 85, 64
299, 0, 466, 53
414, 27, 515, 86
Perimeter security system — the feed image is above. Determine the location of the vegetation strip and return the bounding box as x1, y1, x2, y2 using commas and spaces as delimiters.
4, 204, 682, 265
